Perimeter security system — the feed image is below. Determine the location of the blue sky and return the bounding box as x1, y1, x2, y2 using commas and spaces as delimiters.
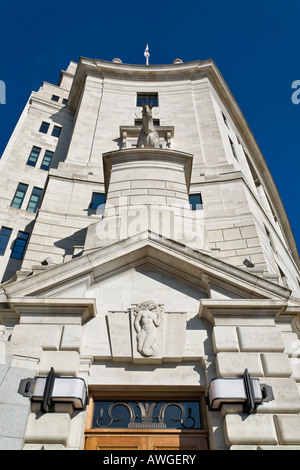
0, 0, 300, 252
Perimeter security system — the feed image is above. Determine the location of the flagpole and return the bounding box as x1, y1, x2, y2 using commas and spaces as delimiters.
144, 44, 150, 66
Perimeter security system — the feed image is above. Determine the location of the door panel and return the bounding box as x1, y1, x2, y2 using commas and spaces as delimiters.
149, 434, 208, 450
85, 432, 208, 450
85, 435, 148, 450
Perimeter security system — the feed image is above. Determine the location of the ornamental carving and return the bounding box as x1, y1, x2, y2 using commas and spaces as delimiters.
132, 301, 164, 357
94, 400, 200, 429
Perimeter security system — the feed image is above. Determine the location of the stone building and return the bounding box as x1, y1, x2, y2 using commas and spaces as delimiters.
0, 56, 300, 450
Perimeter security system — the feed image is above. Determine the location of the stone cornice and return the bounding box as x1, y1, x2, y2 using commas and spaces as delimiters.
7, 297, 97, 324
199, 299, 288, 325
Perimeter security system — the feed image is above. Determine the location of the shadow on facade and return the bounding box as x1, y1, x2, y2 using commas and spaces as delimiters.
1, 221, 35, 284
48, 108, 74, 170
54, 227, 87, 262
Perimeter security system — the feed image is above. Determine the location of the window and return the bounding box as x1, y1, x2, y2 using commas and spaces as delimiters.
39, 121, 50, 134
229, 136, 238, 160
90, 192, 106, 209
137, 93, 158, 107
11, 183, 28, 209
10, 231, 29, 260
51, 125, 62, 138
62, 98, 68, 105
26, 146, 41, 167
0, 227, 12, 256
51, 95, 59, 102
189, 193, 203, 210
135, 118, 160, 127
26, 187, 43, 213
40, 150, 54, 171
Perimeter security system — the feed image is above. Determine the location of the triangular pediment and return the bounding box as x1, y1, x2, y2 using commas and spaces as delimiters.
0, 231, 291, 324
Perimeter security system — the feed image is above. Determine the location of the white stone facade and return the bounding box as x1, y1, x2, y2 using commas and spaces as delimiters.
0, 57, 299, 450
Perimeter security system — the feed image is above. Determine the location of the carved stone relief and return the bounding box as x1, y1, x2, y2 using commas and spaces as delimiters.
106, 304, 188, 363
131, 301, 164, 358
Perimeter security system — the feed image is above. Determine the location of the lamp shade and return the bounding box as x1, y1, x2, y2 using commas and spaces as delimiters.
32, 376, 88, 410
208, 377, 262, 411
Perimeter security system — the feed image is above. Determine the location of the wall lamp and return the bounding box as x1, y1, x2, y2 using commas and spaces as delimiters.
18, 367, 89, 413
207, 369, 274, 415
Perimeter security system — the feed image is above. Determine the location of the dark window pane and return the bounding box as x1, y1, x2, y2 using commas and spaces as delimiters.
90, 193, 106, 209
11, 183, 28, 209
51, 95, 59, 102
39, 122, 50, 134
0, 227, 12, 255
189, 193, 203, 210
51, 125, 61, 138
27, 146, 41, 167
11, 232, 29, 260
137, 93, 158, 107
27, 187, 42, 213
62, 98, 68, 105
40, 150, 54, 171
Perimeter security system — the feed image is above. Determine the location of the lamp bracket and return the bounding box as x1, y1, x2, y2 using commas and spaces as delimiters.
18, 377, 35, 398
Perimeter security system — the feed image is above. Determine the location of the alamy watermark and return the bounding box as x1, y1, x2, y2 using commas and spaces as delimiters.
0, 80, 6, 104
94, 197, 205, 247
291, 80, 300, 104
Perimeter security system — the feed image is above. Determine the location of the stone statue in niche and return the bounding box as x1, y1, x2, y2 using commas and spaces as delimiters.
137, 102, 160, 148
132, 301, 164, 357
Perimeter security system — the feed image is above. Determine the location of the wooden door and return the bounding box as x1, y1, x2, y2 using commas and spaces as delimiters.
85, 431, 208, 450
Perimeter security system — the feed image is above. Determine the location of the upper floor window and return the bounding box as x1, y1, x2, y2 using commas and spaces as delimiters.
189, 193, 203, 210
90, 192, 106, 210
26, 187, 43, 213
51, 95, 59, 102
62, 98, 68, 105
137, 93, 158, 107
40, 150, 54, 171
27, 146, 41, 167
39, 121, 50, 134
10, 231, 29, 260
51, 125, 62, 138
135, 118, 160, 127
0, 227, 12, 256
11, 183, 28, 209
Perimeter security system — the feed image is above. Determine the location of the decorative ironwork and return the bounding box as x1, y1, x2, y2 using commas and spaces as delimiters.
93, 401, 201, 430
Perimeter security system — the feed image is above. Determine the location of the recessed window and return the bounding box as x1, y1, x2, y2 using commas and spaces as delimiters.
40, 150, 54, 171
229, 137, 238, 160
39, 121, 50, 134
11, 183, 28, 209
51, 125, 62, 138
90, 192, 106, 209
26, 146, 41, 167
62, 98, 68, 105
26, 187, 43, 213
0, 227, 12, 256
189, 193, 203, 210
10, 231, 29, 260
51, 95, 59, 102
135, 119, 160, 127
137, 93, 158, 107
